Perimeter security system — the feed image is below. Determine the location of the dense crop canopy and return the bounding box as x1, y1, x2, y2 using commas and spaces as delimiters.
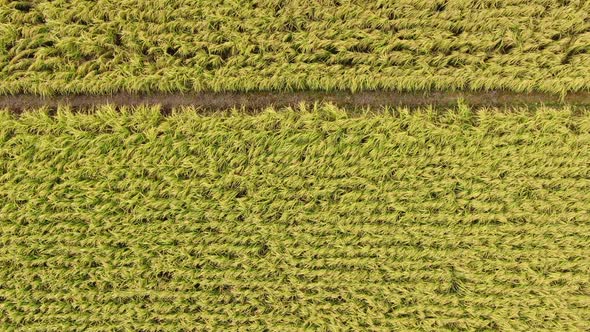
1, 104, 589, 330
0, 0, 589, 95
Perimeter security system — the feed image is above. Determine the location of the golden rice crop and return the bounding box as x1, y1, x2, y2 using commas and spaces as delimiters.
1, 104, 589, 330
0, 0, 589, 95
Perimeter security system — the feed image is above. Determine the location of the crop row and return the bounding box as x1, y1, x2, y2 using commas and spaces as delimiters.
1, 104, 589, 330
0, 0, 589, 95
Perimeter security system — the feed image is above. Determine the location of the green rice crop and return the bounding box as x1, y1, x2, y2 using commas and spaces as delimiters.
1, 0, 589, 95
1, 104, 589, 330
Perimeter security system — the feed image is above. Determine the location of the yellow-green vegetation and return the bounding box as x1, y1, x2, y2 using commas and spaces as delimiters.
1, 0, 589, 95
1, 104, 589, 330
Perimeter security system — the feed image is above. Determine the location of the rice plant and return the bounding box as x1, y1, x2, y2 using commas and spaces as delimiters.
0, 0, 589, 95
0, 104, 589, 330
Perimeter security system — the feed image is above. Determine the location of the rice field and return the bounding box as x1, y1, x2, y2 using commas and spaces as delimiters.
1, 0, 589, 95
1, 104, 589, 330
2, 0, 590, 330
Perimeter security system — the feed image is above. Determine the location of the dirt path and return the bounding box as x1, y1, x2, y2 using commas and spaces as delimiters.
1, 91, 589, 112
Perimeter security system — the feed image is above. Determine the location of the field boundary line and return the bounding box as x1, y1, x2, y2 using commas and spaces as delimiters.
1, 91, 590, 112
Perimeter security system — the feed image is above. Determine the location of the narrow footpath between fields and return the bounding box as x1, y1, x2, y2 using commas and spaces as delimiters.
2, 91, 590, 113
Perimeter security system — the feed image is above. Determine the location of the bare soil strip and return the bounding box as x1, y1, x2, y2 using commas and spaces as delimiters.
1, 91, 590, 112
